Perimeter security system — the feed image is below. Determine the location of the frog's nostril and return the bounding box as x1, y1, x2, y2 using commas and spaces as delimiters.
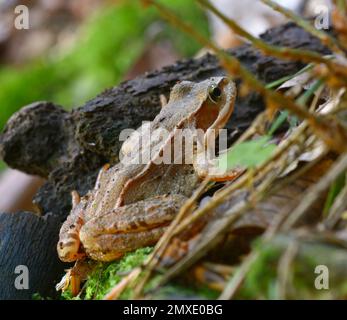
221, 77, 230, 85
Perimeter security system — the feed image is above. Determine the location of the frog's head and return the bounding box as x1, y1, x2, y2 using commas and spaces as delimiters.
169, 77, 236, 134
195, 77, 236, 133
172, 77, 236, 178
57, 193, 87, 263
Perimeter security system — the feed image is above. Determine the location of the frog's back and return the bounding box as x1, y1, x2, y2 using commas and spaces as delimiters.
86, 79, 217, 215
87, 162, 145, 218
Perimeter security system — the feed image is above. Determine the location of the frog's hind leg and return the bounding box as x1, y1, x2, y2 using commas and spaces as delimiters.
79, 194, 187, 262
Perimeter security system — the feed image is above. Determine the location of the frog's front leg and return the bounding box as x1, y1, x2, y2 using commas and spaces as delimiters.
193, 150, 244, 182
79, 194, 187, 262
56, 259, 97, 296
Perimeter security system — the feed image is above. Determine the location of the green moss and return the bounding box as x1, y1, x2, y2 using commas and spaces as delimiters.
151, 283, 219, 300
237, 235, 347, 299
80, 247, 153, 300
61, 245, 220, 300
32, 293, 45, 300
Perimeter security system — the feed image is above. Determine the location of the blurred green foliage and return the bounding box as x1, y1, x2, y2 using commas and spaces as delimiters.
0, 0, 209, 171
237, 235, 347, 299
218, 136, 277, 171
0, 0, 209, 132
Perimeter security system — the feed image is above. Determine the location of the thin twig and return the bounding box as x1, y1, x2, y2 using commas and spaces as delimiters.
324, 179, 347, 229
261, 0, 344, 55
146, 0, 347, 154
198, 0, 340, 70
276, 241, 299, 299
281, 152, 347, 231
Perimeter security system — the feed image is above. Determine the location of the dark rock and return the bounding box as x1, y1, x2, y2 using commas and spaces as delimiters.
0, 212, 67, 299
0, 101, 74, 178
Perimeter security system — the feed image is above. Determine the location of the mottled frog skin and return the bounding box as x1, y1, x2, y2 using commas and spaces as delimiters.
57, 77, 236, 262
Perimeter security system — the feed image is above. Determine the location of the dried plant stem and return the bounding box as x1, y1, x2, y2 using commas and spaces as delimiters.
219, 250, 259, 300
219, 150, 329, 299
281, 152, 347, 231
172, 123, 310, 236
233, 112, 267, 144
130, 178, 211, 298
276, 241, 298, 299
143, 122, 313, 292
324, 180, 347, 229
152, 167, 279, 291
103, 267, 141, 300
198, 0, 339, 70
261, 0, 344, 55
146, 0, 347, 154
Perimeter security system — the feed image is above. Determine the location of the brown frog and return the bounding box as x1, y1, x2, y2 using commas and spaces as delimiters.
57, 77, 237, 264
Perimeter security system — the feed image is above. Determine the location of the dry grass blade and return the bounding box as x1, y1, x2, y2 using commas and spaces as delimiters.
276, 241, 299, 299
119, 0, 347, 300
261, 0, 344, 55
281, 152, 347, 231
218, 151, 329, 300
130, 177, 211, 298
218, 250, 260, 300
323, 179, 347, 230
146, 120, 325, 292
144, 0, 347, 154
170, 122, 312, 237
197, 0, 339, 70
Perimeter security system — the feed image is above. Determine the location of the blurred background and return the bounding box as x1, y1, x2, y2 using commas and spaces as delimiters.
0, 0, 331, 213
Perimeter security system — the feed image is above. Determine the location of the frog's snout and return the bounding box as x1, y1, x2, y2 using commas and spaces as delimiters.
217, 76, 233, 89
57, 237, 81, 262
220, 76, 230, 85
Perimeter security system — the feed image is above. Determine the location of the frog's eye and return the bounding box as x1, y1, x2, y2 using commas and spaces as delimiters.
208, 85, 222, 103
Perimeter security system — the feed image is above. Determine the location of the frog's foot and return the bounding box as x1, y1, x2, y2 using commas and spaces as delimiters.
193, 153, 244, 182
209, 168, 244, 182
56, 269, 72, 293
56, 268, 81, 296
79, 195, 187, 262
56, 259, 96, 297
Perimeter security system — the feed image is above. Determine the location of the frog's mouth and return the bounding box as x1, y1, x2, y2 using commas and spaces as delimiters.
57, 236, 86, 262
